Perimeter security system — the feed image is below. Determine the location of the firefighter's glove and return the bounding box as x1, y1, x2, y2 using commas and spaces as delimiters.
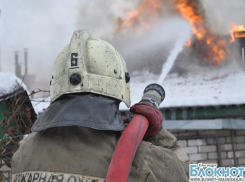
130, 103, 163, 140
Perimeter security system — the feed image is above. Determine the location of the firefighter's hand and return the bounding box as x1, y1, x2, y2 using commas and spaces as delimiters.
130, 103, 163, 140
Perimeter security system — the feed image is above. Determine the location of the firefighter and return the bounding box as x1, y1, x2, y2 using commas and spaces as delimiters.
11, 30, 189, 182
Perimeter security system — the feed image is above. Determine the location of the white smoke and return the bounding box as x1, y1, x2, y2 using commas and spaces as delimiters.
157, 21, 192, 85
202, 0, 245, 33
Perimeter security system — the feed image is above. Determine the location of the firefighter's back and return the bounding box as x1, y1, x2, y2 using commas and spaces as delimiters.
12, 126, 189, 182
12, 126, 117, 182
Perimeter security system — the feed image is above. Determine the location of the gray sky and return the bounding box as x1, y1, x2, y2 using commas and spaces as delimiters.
0, 0, 79, 89
1, 0, 245, 90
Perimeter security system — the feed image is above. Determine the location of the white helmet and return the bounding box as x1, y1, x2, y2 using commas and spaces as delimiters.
50, 30, 131, 107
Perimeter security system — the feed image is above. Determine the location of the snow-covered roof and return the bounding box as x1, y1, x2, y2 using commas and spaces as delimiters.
28, 66, 245, 113
0, 72, 27, 98
120, 67, 245, 110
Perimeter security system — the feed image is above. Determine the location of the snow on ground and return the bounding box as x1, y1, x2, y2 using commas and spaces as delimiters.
0, 72, 27, 97
120, 67, 245, 110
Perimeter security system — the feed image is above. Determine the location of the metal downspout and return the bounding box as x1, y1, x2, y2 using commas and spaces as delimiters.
231, 130, 237, 167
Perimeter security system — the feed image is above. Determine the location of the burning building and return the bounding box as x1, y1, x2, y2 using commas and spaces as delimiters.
117, 0, 245, 167
76, 0, 245, 73
117, 0, 227, 66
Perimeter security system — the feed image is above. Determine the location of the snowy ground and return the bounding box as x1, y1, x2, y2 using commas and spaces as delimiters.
29, 65, 245, 113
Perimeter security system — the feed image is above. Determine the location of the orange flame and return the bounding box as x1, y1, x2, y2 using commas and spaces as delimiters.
119, 0, 162, 30
175, 0, 206, 41
230, 24, 245, 43
119, 0, 227, 64
174, 0, 226, 64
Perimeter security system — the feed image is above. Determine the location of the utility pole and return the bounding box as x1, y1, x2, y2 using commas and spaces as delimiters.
24, 48, 28, 75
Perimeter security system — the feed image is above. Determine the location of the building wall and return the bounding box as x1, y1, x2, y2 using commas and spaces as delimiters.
169, 129, 245, 167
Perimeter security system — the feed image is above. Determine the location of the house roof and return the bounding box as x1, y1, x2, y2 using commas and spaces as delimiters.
0, 72, 27, 99
119, 67, 245, 110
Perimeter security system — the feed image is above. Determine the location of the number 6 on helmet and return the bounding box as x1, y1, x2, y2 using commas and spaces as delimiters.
50, 30, 131, 107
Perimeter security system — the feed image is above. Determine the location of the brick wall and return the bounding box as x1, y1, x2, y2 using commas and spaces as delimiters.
169, 129, 245, 167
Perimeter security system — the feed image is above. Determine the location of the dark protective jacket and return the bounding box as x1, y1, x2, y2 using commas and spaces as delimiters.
11, 127, 189, 182
11, 95, 189, 182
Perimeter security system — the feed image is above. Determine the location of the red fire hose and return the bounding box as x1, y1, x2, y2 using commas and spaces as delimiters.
106, 114, 149, 182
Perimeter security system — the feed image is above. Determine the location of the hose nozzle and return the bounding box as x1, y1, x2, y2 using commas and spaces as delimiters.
140, 83, 165, 108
